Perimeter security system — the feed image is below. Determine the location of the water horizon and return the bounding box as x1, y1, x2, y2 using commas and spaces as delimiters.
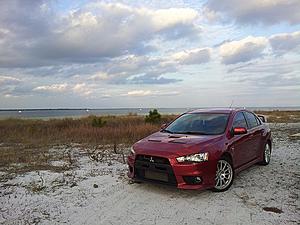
0, 106, 299, 119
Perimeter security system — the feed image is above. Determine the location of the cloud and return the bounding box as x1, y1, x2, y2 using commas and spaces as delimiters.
0, 75, 21, 85
72, 83, 92, 96
122, 90, 179, 97
226, 56, 300, 90
32, 82, 94, 97
128, 75, 181, 84
33, 84, 68, 93
89, 72, 109, 81
204, 0, 300, 25
86, 54, 180, 85
88, 47, 211, 85
0, 75, 23, 98
171, 48, 211, 65
269, 31, 300, 55
124, 90, 152, 97
0, 1, 200, 68
219, 36, 268, 64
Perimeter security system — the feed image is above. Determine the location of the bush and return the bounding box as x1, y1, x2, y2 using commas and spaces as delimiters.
145, 109, 161, 124
91, 116, 107, 128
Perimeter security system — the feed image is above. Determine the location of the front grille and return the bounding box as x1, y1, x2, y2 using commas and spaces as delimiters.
135, 155, 170, 164
134, 154, 177, 186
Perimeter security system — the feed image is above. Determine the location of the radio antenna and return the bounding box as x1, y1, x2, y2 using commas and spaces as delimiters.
229, 100, 234, 108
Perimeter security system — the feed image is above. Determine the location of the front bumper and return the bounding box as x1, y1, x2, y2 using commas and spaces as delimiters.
127, 154, 216, 190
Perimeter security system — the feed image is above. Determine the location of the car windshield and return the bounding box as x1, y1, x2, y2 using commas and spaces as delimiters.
162, 113, 229, 135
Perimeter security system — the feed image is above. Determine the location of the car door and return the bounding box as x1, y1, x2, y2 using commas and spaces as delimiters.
231, 111, 253, 168
243, 111, 263, 160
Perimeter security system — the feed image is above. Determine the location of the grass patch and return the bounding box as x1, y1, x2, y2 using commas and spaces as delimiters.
254, 110, 300, 123
0, 111, 299, 147
0, 114, 176, 172
0, 114, 177, 147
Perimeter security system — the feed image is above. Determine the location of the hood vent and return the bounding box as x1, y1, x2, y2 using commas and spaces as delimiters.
168, 135, 184, 138
148, 139, 161, 142
168, 140, 187, 144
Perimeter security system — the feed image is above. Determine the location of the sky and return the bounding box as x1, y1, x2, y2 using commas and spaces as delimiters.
0, 0, 300, 109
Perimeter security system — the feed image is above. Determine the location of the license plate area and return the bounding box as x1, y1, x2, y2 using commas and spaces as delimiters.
145, 170, 168, 182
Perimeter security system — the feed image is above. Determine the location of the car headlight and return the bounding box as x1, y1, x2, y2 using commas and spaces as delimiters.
130, 147, 135, 155
176, 153, 209, 163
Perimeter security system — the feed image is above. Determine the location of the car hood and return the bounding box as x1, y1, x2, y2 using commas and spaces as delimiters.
134, 131, 223, 158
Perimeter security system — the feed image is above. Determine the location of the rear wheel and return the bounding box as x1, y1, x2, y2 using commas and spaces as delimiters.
212, 158, 234, 192
260, 142, 271, 165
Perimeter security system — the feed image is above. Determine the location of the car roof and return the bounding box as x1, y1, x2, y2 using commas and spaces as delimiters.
187, 108, 244, 114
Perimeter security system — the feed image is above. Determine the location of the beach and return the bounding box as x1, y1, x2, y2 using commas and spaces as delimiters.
0, 112, 299, 224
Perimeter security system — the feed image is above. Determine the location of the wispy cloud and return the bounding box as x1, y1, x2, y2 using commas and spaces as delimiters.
204, 0, 300, 25
122, 90, 180, 97
33, 84, 68, 93
0, 75, 21, 85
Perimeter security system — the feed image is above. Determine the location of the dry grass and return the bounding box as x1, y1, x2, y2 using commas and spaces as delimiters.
0, 114, 177, 173
254, 110, 300, 123
0, 111, 299, 147
0, 114, 177, 147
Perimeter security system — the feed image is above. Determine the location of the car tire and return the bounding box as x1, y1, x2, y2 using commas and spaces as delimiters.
260, 142, 271, 166
212, 157, 234, 192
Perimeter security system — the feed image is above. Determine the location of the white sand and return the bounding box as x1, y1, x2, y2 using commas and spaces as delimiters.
0, 123, 299, 225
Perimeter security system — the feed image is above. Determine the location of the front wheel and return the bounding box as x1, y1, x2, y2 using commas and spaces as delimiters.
212, 158, 234, 192
260, 142, 271, 165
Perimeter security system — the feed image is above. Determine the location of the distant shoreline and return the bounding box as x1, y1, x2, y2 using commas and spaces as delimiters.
1, 106, 300, 111
1, 107, 300, 120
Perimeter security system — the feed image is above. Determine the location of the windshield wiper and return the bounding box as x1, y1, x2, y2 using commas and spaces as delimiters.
177, 131, 209, 135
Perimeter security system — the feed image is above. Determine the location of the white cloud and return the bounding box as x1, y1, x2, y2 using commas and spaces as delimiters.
149, 8, 199, 31
219, 36, 268, 64
87, 3, 199, 32
84, 54, 180, 85
33, 84, 68, 93
269, 31, 300, 55
0, 75, 21, 85
89, 72, 109, 81
3, 94, 19, 98
171, 48, 211, 65
0, 2, 201, 67
72, 83, 92, 96
205, 0, 300, 25
125, 90, 152, 97
32, 82, 94, 97
122, 90, 180, 97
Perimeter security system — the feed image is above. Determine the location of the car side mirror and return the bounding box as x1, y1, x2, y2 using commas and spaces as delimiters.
160, 123, 167, 130
257, 115, 266, 123
233, 127, 247, 135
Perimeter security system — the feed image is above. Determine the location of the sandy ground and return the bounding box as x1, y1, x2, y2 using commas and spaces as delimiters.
0, 123, 299, 225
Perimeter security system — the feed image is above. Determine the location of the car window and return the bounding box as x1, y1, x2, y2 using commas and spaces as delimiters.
255, 116, 262, 125
244, 112, 259, 129
164, 113, 229, 135
232, 112, 248, 128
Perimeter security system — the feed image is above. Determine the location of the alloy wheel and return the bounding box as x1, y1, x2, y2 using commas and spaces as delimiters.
264, 144, 271, 164
214, 159, 233, 191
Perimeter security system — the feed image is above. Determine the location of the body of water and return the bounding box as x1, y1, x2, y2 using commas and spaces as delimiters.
0, 107, 299, 119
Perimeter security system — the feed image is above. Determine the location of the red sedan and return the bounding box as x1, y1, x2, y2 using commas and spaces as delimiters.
127, 108, 272, 192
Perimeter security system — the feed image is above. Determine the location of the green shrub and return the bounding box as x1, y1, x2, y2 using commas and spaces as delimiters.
145, 109, 161, 124
91, 116, 107, 128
